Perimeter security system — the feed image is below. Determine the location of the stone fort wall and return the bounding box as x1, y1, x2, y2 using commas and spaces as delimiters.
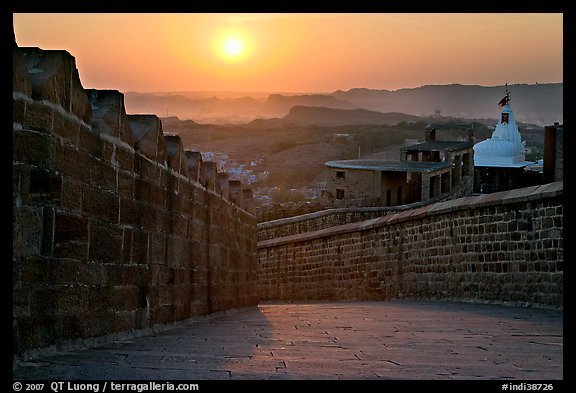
13, 43, 258, 359
258, 176, 474, 241
258, 183, 563, 309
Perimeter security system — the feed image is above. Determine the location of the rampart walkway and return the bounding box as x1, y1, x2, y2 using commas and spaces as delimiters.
13, 301, 562, 380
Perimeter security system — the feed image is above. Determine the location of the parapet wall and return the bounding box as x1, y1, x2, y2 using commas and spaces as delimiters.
13, 44, 258, 359
258, 176, 474, 241
257, 182, 563, 309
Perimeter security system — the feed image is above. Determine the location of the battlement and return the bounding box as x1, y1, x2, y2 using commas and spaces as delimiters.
13, 43, 258, 359
257, 182, 563, 309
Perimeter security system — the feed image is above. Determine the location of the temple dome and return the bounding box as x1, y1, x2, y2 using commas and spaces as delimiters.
473, 92, 532, 168
474, 138, 519, 157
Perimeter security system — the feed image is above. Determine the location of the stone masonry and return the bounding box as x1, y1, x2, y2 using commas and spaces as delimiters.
258, 183, 563, 309
13, 42, 258, 360
258, 176, 474, 242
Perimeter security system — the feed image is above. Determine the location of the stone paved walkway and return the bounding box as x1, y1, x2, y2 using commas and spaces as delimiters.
13, 301, 563, 380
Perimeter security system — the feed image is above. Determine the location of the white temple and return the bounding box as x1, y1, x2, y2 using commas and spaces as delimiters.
473, 90, 533, 168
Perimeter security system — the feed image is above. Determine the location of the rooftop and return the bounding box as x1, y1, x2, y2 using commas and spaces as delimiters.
325, 159, 451, 173
401, 140, 473, 152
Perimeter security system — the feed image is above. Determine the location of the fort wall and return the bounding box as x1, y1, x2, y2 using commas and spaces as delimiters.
257, 183, 563, 309
13, 44, 258, 359
258, 176, 474, 241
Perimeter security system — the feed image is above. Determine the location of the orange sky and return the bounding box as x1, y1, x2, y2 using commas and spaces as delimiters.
13, 13, 563, 93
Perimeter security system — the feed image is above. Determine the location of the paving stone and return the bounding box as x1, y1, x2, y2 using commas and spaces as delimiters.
13, 301, 562, 381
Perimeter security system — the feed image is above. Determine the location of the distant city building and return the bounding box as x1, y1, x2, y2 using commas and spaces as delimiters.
325, 128, 474, 207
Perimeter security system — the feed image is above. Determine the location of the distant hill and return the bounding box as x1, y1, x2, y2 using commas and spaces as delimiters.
124, 92, 265, 123
331, 83, 563, 126
263, 94, 355, 115
281, 106, 423, 126
124, 83, 562, 126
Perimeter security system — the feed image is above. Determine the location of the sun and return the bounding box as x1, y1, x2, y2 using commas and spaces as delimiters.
213, 29, 252, 63
223, 37, 243, 57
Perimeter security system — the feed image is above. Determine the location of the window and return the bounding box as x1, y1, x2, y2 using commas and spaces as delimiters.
336, 189, 345, 199
336, 171, 345, 179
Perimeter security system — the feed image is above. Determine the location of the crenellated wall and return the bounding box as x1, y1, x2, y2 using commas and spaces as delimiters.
257, 183, 563, 309
13, 43, 258, 359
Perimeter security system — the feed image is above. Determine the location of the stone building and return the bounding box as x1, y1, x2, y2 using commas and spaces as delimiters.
325, 128, 474, 207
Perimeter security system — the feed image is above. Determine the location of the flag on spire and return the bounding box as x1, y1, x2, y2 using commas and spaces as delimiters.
498, 95, 510, 107
498, 83, 510, 106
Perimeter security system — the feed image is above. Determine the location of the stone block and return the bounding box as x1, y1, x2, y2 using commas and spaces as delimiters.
166, 236, 185, 268
13, 163, 30, 206
173, 268, 191, 286
13, 46, 32, 96
13, 206, 44, 258
81, 311, 114, 338
140, 205, 158, 231
110, 286, 142, 311
128, 114, 167, 164
229, 180, 242, 206
164, 133, 185, 175
174, 304, 191, 321
150, 304, 175, 325
159, 285, 174, 305
13, 129, 54, 170
52, 109, 80, 144
88, 221, 123, 263
199, 161, 217, 191
183, 150, 202, 181
53, 212, 89, 259
78, 125, 104, 158
87, 89, 135, 146
149, 232, 167, 265
88, 156, 117, 191
216, 172, 229, 198
134, 154, 161, 182
122, 227, 133, 263
54, 142, 89, 182
22, 100, 54, 133
135, 178, 164, 207
118, 171, 135, 198
119, 196, 138, 227
13, 98, 26, 126
131, 229, 149, 264
71, 68, 93, 125
82, 184, 119, 223
242, 188, 255, 214
112, 311, 136, 333
56, 285, 90, 313
29, 168, 62, 207
19, 47, 91, 123
116, 145, 135, 172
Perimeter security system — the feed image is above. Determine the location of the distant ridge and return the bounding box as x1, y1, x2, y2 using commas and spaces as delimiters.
282, 106, 423, 126
331, 83, 563, 125
124, 83, 562, 126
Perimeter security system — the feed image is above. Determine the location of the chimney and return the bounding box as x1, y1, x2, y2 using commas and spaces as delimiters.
425, 128, 436, 142
543, 123, 563, 183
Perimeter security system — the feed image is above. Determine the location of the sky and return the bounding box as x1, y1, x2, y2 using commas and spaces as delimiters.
12, 13, 563, 94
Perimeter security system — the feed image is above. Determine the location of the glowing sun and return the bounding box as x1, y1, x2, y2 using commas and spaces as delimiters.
214, 29, 252, 63
222, 36, 246, 59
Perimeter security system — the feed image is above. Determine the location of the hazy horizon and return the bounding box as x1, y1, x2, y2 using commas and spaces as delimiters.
13, 13, 562, 93
121, 82, 563, 104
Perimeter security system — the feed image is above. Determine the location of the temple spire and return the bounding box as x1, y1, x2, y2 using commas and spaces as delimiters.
498, 84, 510, 107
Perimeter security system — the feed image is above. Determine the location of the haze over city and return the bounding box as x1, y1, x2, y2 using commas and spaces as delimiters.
12, 13, 563, 94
